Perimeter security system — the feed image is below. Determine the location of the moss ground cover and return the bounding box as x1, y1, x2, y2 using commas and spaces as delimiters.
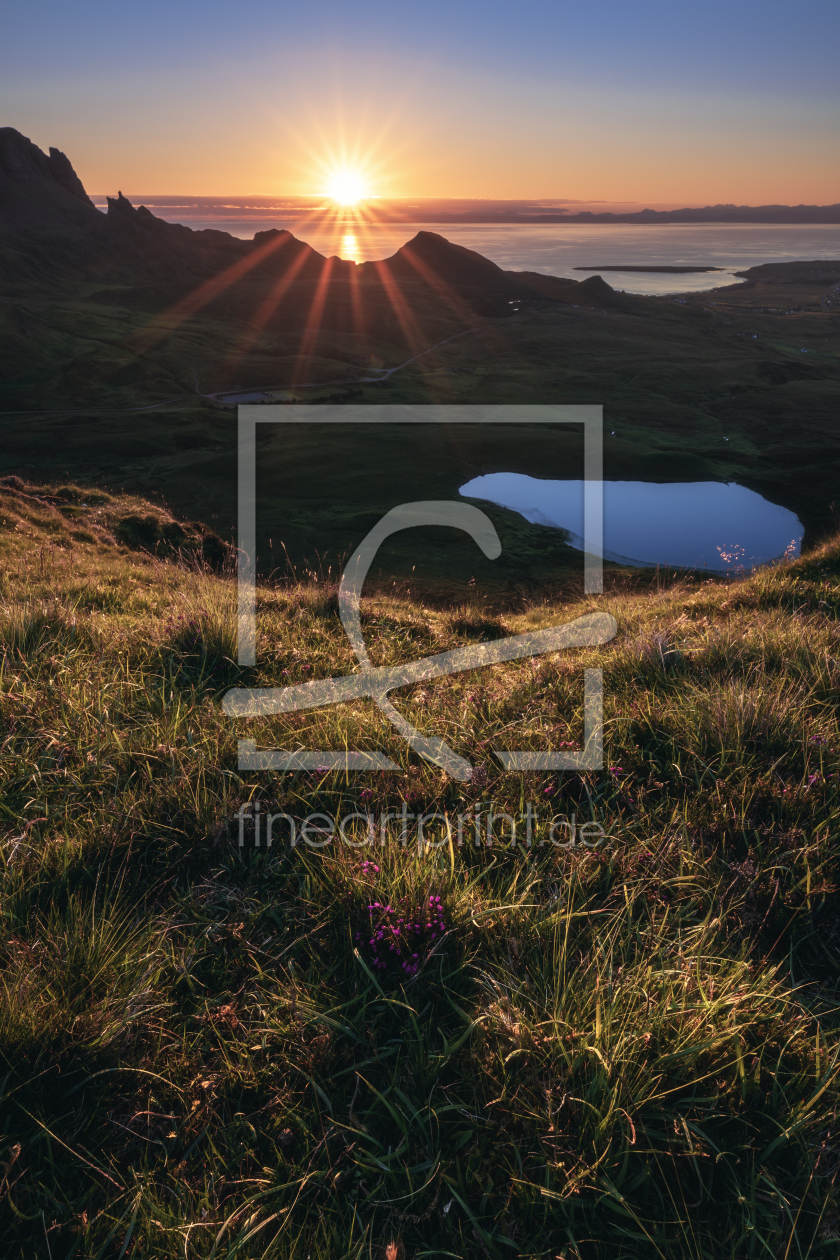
2, 479, 840, 1256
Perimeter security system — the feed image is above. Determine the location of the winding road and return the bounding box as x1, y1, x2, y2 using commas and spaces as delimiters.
0, 327, 485, 417
202, 326, 484, 405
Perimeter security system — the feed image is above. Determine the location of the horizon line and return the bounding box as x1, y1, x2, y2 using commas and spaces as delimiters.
86, 195, 840, 209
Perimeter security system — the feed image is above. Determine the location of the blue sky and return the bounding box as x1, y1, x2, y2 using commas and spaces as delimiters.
2, 0, 838, 200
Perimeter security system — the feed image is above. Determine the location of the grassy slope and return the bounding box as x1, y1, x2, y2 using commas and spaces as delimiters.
2, 480, 840, 1257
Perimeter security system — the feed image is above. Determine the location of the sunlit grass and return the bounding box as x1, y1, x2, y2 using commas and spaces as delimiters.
1, 477, 840, 1255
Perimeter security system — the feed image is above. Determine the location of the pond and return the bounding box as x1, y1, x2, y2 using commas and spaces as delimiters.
460, 474, 804, 572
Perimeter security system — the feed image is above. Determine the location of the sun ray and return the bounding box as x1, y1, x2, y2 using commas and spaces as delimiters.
225, 242, 316, 374
293, 254, 339, 384
393, 239, 512, 369
367, 257, 431, 361
395, 241, 487, 329
346, 244, 364, 341
131, 230, 295, 354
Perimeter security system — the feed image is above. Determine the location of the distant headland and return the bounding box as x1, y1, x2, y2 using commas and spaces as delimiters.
87, 192, 840, 228
370, 201, 840, 226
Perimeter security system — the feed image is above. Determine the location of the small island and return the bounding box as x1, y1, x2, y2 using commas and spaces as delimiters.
574, 264, 723, 273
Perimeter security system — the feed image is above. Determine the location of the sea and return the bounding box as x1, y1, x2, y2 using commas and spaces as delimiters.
90, 198, 840, 295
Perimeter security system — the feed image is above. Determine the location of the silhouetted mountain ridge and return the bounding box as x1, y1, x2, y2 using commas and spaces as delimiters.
0, 128, 720, 319
0, 127, 97, 230
375, 231, 637, 310
0, 130, 636, 314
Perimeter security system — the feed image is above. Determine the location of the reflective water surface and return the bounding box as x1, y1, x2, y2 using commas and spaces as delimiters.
92, 203, 840, 295
460, 474, 804, 571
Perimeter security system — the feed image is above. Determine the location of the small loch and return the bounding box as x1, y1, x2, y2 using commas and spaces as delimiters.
460, 474, 804, 572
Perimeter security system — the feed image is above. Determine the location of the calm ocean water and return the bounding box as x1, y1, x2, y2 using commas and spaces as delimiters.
93, 200, 840, 294
288, 223, 840, 294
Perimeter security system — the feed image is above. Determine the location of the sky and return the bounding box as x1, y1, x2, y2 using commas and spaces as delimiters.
2, 0, 839, 204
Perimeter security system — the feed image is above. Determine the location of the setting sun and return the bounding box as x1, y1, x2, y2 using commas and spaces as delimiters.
325, 168, 368, 206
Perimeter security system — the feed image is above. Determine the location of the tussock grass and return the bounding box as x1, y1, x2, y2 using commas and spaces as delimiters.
0, 893, 164, 1065
2, 479, 840, 1256
0, 599, 87, 658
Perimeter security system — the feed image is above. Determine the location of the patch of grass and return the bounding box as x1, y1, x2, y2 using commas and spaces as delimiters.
2, 481, 840, 1256
0, 600, 86, 658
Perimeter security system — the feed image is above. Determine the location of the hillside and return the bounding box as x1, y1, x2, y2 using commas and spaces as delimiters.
2, 476, 840, 1256
1, 128, 839, 555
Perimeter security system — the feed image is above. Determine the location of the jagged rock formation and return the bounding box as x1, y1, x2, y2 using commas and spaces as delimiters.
45, 146, 93, 205
0, 127, 98, 230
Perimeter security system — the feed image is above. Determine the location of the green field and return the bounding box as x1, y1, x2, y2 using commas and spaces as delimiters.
1, 243, 839, 557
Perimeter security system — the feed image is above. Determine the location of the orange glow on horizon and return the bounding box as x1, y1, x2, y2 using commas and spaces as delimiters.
58, 60, 840, 206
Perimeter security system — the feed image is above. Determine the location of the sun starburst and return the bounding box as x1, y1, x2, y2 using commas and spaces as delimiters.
325, 168, 369, 206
